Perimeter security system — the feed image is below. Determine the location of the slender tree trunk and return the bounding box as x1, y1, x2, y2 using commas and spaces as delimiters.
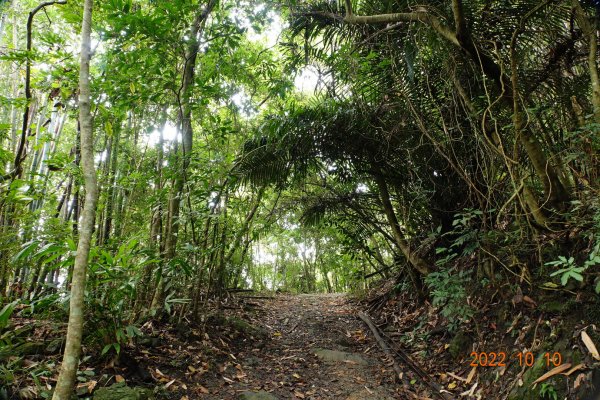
0, 0, 12, 44
135, 119, 164, 316
191, 216, 212, 317
223, 187, 265, 265
372, 171, 430, 276
215, 191, 229, 295
572, 0, 600, 123
52, 0, 97, 397
9, 12, 18, 158
102, 123, 120, 245
152, 0, 217, 311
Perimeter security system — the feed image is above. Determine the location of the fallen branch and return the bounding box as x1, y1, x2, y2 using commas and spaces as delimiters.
358, 311, 454, 400
358, 312, 409, 387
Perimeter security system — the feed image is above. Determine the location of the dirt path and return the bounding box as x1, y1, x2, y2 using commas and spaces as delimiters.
208, 294, 400, 400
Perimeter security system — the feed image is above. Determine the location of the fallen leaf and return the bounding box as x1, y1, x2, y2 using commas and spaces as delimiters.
460, 382, 478, 397
236, 371, 247, 379
165, 379, 176, 389
466, 366, 477, 384
447, 372, 467, 382
532, 363, 572, 385
115, 375, 125, 383
87, 380, 97, 393
574, 373, 586, 389
196, 385, 209, 394
512, 293, 523, 305
562, 363, 584, 376
506, 313, 522, 334
581, 331, 600, 360
293, 391, 305, 398
448, 382, 457, 389
523, 296, 537, 307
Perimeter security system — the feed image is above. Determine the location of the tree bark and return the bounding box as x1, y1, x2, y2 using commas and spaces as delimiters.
572, 0, 600, 124
372, 171, 430, 276
102, 122, 120, 244
52, 0, 97, 397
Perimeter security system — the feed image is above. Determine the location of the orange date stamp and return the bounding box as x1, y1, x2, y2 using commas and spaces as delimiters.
469, 351, 563, 367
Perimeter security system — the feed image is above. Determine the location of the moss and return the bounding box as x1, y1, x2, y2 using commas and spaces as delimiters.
448, 331, 472, 359
227, 317, 268, 339
238, 390, 278, 400
93, 383, 154, 400
539, 300, 567, 313
46, 338, 64, 354
507, 353, 547, 400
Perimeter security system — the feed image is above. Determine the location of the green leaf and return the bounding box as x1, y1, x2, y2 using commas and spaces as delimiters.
101, 344, 112, 355
13, 241, 40, 262
570, 271, 584, 282
105, 120, 113, 137
0, 301, 17, 329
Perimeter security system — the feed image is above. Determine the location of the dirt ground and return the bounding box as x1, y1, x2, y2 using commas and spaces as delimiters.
201, 293, 402, 399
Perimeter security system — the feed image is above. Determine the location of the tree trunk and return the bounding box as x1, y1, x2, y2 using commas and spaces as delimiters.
52, 0, 97, 397
152, 0, 217, 311
372, 171, 430, 276
102, 122, 120, 245
572, 0, 600, 123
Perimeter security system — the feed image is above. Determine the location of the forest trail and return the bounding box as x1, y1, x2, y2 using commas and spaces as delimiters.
206, 294, 399, 400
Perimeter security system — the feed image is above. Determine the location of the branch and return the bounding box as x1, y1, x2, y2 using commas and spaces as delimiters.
451, 0, 467, 39
358, 312, 452, 400
344, 11, 458, 46
13, 0, 67, 178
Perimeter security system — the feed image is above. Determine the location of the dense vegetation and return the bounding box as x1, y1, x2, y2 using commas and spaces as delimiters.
1, 0, 599, 399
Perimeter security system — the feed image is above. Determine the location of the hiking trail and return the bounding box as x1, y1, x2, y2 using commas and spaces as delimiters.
207, 293, 400, 400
